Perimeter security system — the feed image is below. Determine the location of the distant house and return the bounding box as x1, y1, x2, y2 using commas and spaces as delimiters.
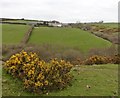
27, 20, 62, 27
48, 20, 62, 27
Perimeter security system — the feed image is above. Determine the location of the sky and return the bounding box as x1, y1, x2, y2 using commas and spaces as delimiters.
0, 0, 119, 23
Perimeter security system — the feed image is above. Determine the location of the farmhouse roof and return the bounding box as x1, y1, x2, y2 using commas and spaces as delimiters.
51, 20, 60, 23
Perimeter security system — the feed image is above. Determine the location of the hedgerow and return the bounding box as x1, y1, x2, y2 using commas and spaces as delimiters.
4, 50, 73, 94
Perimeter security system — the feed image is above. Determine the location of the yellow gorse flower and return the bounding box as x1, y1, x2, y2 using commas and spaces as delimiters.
4, 50, 73, 94
35, 81, 43, 87
44, 80, 49, 85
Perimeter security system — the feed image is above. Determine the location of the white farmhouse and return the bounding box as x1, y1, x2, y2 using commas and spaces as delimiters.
48, 20, 62, 27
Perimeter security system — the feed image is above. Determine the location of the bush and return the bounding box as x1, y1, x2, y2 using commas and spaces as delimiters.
83, 55, 111, 65
2, 44, 85, 65
111, 54, 120, 64
2, 44, 23, 61
4, 50, 73, 94
62, 49, 83, 65
88, 45, 118, 57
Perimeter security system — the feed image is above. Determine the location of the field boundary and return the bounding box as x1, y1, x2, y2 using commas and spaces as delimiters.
91, 32, 112, 42
0, 22, 27, 25
91, 32, 119, 44
20, 25, 34, 44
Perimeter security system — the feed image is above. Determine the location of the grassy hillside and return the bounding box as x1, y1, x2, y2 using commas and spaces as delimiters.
2, 64, 118, 96
29, 27, 112, 52
2, 24, 30, 44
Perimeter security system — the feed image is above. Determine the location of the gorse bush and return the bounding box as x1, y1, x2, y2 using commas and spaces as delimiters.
83, 55, 111, 65
111, 54, 120, 64
82, 55, 120, 65
4, 50, 73, 94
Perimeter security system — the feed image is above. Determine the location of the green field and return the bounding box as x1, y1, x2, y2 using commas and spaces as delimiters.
29, 27, 112, 52
2, 64, 118, 96
2, 24, 30, 44
91, 23, 118, 28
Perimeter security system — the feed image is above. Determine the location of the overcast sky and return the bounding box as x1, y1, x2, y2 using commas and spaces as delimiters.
1, 0, 119, 23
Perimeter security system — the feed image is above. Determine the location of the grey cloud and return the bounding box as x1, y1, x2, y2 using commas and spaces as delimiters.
1, 0, 119, 22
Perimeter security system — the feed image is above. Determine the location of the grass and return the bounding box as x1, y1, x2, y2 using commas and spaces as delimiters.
2, 64, 118, 96
2, 24, 30, 44
29, 27, 112, 52
91, 23, 118, 28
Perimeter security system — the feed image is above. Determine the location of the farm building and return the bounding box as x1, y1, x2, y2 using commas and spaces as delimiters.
48, 20, 62, 27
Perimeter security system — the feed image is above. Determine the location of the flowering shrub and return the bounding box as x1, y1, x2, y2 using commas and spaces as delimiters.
83, 55, 111, 65
4, 50, 73, 94
111, 54, 120, 64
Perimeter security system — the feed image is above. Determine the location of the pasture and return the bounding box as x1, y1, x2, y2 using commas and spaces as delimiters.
2, 24, 30, 44
90, 23, 118, 28
2, 64, 118, 96
29, 27, 112, 52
